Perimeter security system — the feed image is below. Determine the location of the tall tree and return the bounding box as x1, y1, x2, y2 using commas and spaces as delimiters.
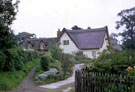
116, 7, 135, 50
0, 0, 19, 50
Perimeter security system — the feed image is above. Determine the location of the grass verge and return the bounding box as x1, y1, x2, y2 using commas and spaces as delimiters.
0, 58, 40, 91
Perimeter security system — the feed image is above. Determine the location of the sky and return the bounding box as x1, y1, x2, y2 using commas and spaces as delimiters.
12, 0, 135, 38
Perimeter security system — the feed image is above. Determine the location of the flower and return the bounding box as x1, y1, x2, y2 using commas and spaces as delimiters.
128, 66, 131, 71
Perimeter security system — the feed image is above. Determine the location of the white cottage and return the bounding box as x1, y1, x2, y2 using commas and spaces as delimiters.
57, 26, 110, 58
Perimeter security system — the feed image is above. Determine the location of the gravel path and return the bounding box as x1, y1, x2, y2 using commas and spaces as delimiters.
39, 64, 84, 89
10, 66, 46, 92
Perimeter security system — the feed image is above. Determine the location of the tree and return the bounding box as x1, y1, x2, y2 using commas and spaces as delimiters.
71, 25, 82, 30
0, 0, 19, 50
116, 7, 135, 50
17, 32, 36, 45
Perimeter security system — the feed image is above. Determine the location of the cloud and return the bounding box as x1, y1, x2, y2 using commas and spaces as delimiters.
12, 0, 135, 37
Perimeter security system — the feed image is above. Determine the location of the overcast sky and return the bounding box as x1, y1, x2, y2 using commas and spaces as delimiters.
12, 0, 135, 38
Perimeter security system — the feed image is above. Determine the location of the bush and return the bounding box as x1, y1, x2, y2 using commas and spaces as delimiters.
4, 48, 24, 71
49, 60, 61, 70
1, 47, 39, 71
74, 51, 87, 61
61, 54, 73, 75
91, 49, 130, 73
49, 44, 64, 60
40, 56, 50, 71
0, 51, 6, 71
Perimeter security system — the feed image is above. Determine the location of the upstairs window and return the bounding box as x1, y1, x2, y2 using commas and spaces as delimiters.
40, 42, 45, 50
92, 51, 96, 57
28, 43, 32, 49
63, 40, 69, 45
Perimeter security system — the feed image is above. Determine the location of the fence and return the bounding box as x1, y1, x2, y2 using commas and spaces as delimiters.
75, 68, 135, 92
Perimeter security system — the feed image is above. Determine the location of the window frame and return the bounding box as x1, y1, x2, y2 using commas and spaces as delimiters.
63, 40, 69, 45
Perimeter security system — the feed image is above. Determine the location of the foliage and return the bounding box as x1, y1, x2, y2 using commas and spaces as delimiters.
35, 44, 74, 85
0, 51, 6, 71
0, 47, 39, 71
91, 49, 130, 73
73, 51, 87, 61
127, 67, 135, 76
71, 25, 82, 30
49, 44, 64, 60
61, 54, 73, 72
0, 0, 19, 50
4, 48, 24, 71
49, 60, 61, 70
116, 7, 135, 50
0, 58, 40, 91
40, 56, 50, 71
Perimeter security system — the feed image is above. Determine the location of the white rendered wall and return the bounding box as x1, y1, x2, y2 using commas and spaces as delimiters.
59, 33, 79, 54
99, 33, 109, 52
81, 49, 99, 58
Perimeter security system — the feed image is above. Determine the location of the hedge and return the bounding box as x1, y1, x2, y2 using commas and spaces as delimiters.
1, 47, 39, 71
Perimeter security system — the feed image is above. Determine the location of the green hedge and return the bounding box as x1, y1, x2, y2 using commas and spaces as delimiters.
0, 51, 6, 71
40, 56, 50, 71
1, 47, 39, 71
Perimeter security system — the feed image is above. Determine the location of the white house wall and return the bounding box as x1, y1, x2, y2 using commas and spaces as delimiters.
59, 33, 79, 54
81, 49, 99, 58
99, 33, 108, 52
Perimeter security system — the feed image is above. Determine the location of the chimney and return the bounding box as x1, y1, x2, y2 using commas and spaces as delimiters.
57, 28, 61, 37
87, 27, 91, 29
25, 32, 29, 40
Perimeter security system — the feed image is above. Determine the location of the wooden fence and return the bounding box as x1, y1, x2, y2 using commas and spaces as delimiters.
75, 68, 135, 92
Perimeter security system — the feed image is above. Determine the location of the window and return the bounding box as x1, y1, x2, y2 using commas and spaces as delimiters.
63, 40, 69, 45
28, 43, 32, 49
92, 51, 96, 57
40, 42, 45, 50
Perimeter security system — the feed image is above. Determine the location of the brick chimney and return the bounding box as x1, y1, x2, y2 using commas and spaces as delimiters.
57, 28, 61, 37
25, 32, 29, 40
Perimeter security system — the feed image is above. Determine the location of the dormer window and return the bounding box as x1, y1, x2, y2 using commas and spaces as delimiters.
63, 40, 69, 45
28, 43, 32, 49
40, 42, 45, 50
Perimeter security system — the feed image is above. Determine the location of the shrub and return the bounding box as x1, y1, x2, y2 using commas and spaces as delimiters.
49, 44, 64, 60
74, 51, 87, 61
49, 60, 61, 70
4, 48, 24, 71
91, 49, 130, 73
2, 47, 39, 71
0, 51, 6, 71
61, 54, 73, 74
40, 56, 50, 71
